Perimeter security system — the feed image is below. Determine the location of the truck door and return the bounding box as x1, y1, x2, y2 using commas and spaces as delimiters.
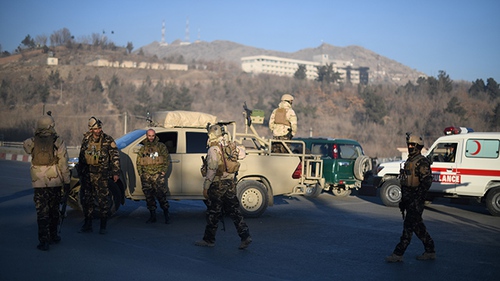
427, 142, 459, 194
156, 131, 183, 196
181, 131, 208, 195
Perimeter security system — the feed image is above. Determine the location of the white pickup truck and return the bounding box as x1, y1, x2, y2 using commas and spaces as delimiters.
68, 110, 324, 217
372, 127, 500, 216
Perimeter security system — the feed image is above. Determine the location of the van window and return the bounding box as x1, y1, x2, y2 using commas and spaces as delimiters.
157, 132, 178, 154
430, 142, 458, 163
339, 144, 362, 160
465, 139, 499, 159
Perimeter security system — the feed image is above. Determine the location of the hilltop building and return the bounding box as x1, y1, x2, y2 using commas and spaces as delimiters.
241, 54, 369, 84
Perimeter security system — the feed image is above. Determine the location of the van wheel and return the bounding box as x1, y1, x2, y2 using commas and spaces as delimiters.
354, 156, 372, 180
486, 187, 500, 216
237, 180, 268, 218
379, 179, 401, 207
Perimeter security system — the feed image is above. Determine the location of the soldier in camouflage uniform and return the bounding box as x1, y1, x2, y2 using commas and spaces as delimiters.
77, 117, 120, 234
136, 129, 170, 224
269, 94, 297, 153
23, 114, 71, 251
195, 124, 252, 249
386, 134, 436, 262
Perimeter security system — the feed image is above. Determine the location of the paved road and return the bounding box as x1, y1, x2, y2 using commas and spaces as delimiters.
1, 159, 499, 281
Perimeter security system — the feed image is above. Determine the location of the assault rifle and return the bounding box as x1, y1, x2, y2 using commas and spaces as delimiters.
59, 183, 70, 233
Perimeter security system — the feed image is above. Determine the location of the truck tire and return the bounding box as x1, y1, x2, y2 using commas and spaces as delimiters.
486, 187, 500, 216
237, 180, 268, 218
304, 183, 322, 198
379, 179, 401, 207
354, 156, 372, 180
332, 188, 351, 197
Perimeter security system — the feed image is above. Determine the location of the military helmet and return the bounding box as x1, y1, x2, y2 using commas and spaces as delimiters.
207, 124, 224, 140
88, 116, 102, 129
406, 134, 424, 146
37, 115, 55, 130
281, 94, 294, 102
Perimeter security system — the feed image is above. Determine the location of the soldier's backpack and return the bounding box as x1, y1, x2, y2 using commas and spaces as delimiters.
221, 141, 241, 174
32, 134, 57, 165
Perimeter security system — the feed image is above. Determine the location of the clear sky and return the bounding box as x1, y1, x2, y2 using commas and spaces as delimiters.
1, 0, 499, 82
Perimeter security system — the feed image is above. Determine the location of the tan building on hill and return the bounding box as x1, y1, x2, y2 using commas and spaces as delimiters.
86, 59, 188, 71
241, 54, 369, 84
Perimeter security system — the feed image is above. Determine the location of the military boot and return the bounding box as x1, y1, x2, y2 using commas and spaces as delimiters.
385, 253, 403, 263
163, 208, 170, 224
99, 218, 107, 234
416, 252, 436, 260
79, 218, 93, 233
146, 210, 156, 223
37, 241, 50, 251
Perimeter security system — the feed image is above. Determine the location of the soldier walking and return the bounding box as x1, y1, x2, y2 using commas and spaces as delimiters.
136, 129, 170, 224
386, 133, 436, 262
195, 124, 252, 249
77, 117, 120, 234
23, 113, 71, 251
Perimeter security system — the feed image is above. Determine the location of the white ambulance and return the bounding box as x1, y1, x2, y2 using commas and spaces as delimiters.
374, 127, 500, 216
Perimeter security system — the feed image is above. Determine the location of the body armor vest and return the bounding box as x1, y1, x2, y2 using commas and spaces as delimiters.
274, 108, 291, 126
85, 138, 102, 166
32, 135, 57, 165
138, 145, 165, 166
401, 154, 425, 187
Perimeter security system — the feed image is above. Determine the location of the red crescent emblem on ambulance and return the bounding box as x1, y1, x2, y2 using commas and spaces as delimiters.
471, 140, 481, 155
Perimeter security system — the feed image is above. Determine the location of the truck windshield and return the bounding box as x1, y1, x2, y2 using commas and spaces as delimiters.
115, 130, 147, 150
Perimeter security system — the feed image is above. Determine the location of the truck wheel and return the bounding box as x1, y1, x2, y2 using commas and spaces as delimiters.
237, 180, 268, 218
486, 187, 500, 216
379, 179, 401, 207
332, 188, 351, 197
354, 156, 372, 180
304, 183, 322, 198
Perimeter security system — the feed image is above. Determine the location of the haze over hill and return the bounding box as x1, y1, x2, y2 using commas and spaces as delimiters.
139, 40, 426, 85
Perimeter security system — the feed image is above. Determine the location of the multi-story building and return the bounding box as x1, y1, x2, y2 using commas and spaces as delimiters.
241, 54, 369, 84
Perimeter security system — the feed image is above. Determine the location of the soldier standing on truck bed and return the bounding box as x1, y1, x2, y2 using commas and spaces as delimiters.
386, 133, 436, 263
77, 117, 120, 234
195, 124, 252, 249
23, 113, 71, 251
136, 129, 170, 224
269, 94, 297, 153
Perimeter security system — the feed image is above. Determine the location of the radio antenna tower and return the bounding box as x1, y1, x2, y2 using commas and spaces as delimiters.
161, 20, 166, 45
185, 16, 190, 43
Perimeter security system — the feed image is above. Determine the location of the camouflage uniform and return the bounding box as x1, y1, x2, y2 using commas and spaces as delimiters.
196, 126, 251, 249
392, 153, 435, 258
269, 99, 297, 153
78, 129, 120, 231
136, 135, 170, 223
23, 116, 71, 250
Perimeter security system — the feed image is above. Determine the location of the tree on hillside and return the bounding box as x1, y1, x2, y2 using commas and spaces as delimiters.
468, 78, 486, 97
316, 63, 341, 84
91, 75, 104, 92
35, 35, 48, 47
50, 28, 72, 46
486, 78, 500, 99
294, 64, 307, 80
445, 96, 467, 118
357, 87, 387, 125
492, 102, 500, 129
126, 42, 134, 54
437, 70, 452, 93
21, 35, 35, 49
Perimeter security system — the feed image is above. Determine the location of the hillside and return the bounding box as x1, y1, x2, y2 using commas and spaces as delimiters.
0, 42, 498, 159
139, 40, 425, 85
